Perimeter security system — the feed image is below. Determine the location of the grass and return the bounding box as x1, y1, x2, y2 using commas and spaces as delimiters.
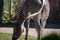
0, 33, 60, 40
0, 33, 36, 40
0, 33, 12, 40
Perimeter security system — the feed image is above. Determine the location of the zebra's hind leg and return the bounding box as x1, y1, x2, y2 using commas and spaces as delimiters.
33, 18, 41, 40
41, 21, 46, 37
40, 0, 50, 37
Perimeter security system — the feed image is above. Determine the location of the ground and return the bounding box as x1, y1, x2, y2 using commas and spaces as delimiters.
0, 28, 60, 37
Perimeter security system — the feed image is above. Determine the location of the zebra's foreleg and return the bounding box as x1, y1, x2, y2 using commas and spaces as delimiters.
12, 24, 21, 40
24, 18, 30, 40
12, 17, 24, 40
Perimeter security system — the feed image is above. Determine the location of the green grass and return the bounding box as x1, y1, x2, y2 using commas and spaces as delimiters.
0, 33, 60, 40
0, 33, 12, 40
0, 33, 36, 40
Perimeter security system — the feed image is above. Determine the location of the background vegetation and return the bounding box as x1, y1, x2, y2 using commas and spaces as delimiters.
2, 0, 19, 23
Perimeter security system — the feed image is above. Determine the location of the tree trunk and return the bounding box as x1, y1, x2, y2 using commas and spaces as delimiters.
0, 0, 4, 23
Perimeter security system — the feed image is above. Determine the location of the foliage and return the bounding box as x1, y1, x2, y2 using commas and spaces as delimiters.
3, 0, 12, 21
2, 0, 18, 21
2, 0, 21, 23
2, 11, 13, 20
42, 34, 60, 40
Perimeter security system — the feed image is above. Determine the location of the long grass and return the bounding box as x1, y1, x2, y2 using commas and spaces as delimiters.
0, 33, 60, 40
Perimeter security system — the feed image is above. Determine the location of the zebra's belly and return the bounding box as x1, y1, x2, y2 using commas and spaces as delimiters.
23, 0, 42, 13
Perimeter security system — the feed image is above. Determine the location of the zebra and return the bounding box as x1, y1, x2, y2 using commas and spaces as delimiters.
9, 0, 50, 40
